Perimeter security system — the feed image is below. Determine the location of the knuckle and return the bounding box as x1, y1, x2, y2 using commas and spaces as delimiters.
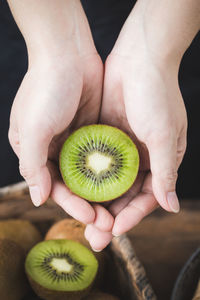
8, 129, 14, 145
177, 144, 187, 168
8, 128, 19, 148
147, 130, 173, 147
24, 122, 54, 145
154, 168, 178, 188
19, 164, 35, 182
177, 144, 186, 157
178, 137, 187, 155
163, 169, 178, 186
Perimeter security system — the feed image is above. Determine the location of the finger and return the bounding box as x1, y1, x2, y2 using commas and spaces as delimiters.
19, 125, 53, 207
112, 173, 158, 236
48, 161, 95, 224
112, 193, 158, 236
109, 171, 146, 217
51, 180, 96, 225
147, 133, 180, 213
8, 112, 20, 157
177, 128, 187, 168
92, 204, 114, 232
8, 127, 20, 157
84, 224, 113, 252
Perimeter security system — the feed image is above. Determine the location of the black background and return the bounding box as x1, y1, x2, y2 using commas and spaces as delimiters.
0, 0, 200, 198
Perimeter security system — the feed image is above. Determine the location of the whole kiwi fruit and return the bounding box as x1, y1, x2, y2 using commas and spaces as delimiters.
0, 219, 42, 253
83, 291, 120, 300
25, 239, 98, 300
59, 125, 139, 202
0, 239, 29, 300
45, 218, 89, 247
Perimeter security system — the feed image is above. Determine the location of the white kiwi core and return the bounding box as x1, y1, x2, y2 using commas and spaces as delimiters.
86, 152, 112, 175
50, 258, 73, 273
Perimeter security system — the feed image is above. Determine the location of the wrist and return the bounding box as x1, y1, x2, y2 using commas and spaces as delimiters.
112, 0, 198, 71
15, 0, 96, 66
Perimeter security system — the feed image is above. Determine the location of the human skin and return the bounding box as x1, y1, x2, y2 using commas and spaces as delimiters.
7, 0, 105, 225
84, 0, 200, 250
7, 0, 200, 251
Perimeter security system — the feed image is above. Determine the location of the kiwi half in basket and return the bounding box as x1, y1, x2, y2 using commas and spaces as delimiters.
25, 239, 98, 300
59, 125, 139, 202
45, 219, 107, 288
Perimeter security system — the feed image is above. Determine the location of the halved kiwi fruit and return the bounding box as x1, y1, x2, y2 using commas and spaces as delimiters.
25, 239, 98, 300
45, 219, 107, 288
60, 125, 139, 202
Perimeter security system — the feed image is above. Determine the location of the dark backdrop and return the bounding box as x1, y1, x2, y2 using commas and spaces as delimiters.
0, 0, 200, 198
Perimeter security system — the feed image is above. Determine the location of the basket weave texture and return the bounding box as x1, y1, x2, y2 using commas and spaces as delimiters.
0, 181, 156, 300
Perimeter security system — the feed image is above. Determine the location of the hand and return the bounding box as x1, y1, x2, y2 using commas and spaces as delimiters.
84, 11, 187, 250
8, 1, 104, 226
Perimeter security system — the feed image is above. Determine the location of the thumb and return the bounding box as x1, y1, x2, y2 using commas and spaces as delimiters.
19, 126, 53, 207
147, 135, 180, 213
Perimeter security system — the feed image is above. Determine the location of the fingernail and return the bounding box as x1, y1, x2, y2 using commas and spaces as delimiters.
92, 248, 102, 252
29, 186, 41, 207
167, 191, 180, 213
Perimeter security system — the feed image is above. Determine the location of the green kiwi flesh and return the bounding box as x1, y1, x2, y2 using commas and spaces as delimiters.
0, 239, 29, 300
44, 218, 107, 289
25, 239, 98, 300
60, 125, 139, 202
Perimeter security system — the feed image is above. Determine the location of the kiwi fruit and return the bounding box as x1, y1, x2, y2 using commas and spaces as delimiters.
59, 125, 139, 202
45, 219, 89, 247
0, 219, 42, 253
0, 239, 29, 300
45, 218, 107, 288
25, 239, 98, 300
83, 291, 120, 300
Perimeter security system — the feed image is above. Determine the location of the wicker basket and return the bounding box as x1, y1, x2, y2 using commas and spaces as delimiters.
0, 182, 156, 300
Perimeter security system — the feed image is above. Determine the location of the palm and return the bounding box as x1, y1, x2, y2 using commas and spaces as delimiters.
45, 54, 104, 224
99, 55, 158, 234
9, 52, 104, 225
48, 54, 102, 161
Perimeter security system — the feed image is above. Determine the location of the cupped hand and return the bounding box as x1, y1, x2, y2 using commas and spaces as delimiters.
8, 50, 103, 225
84, 42, 187, 251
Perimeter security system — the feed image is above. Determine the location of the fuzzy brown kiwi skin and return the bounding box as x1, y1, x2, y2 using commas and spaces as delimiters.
45, 219, 106, 288
0, 239, 29, 300
45, 219, 89, 247
27, 274, 93, 300
59, 124, 140, 203
0, 219, 42, 254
